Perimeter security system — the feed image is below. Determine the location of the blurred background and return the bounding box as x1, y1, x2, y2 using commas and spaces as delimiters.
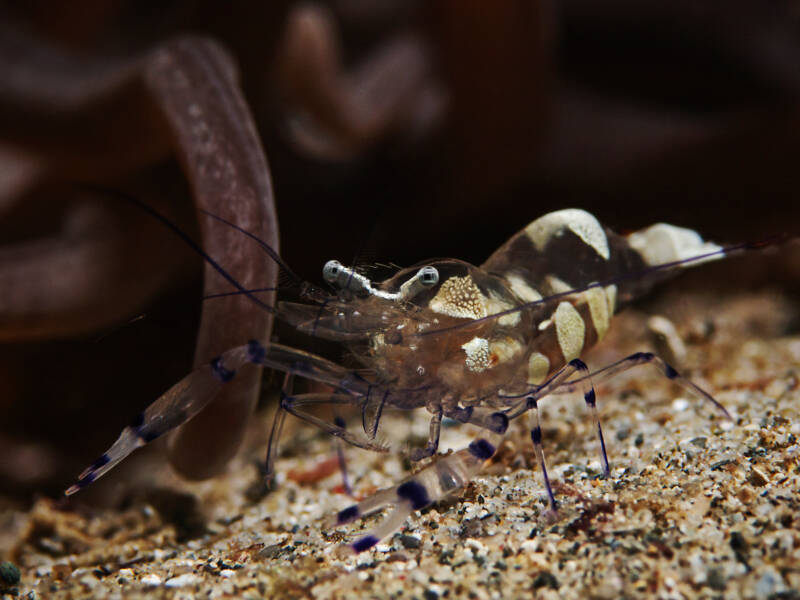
0, 0, 798, 502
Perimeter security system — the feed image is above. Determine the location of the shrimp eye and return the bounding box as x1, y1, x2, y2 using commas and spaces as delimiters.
323, 260, 342, 283
419, 266, 439, 286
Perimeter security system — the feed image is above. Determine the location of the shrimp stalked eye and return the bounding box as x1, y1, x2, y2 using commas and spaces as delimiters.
322, 259, 343, 283
65, 206, 785, 554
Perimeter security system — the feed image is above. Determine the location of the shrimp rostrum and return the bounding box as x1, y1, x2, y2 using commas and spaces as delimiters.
66, 208, 740, 554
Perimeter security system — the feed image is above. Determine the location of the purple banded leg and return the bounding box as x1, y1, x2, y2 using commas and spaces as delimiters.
526, 396, 557, 510
567, 359, 610, 477
505, 359, 591, 420
66, 339, 378, 495
446, 405, 510, 435
65, 344, 256, 495
554, 352, 729, 419
246, 340, 368, 394
332, 437, 498, 554
504, 358, 610, 482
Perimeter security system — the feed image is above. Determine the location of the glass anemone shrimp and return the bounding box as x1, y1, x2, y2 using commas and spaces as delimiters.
66, 208, 743, 554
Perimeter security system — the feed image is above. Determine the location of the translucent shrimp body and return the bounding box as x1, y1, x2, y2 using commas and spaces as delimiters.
67, 209, 736, 553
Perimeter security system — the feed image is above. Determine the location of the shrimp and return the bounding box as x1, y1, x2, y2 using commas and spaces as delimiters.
64, 208, 759, 553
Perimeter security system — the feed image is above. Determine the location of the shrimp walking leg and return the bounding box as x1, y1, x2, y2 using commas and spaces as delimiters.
570, 359, 610, 477
276, 392, 389, 452
446, 405, 510, 435
264, 374, 292, 482
553, 352, 729, 418
527, 396, 557, 510
264, 373, 381, 484
505, 358, 609, 477
407, 406, 443, 461
331, 351, 726, 550
361, 388, 390, 440
67, 340, 379, 495
66, 344, 254, 495
331, 437, 500, 554
333, 415, 354, 496
248, 341, 366, 394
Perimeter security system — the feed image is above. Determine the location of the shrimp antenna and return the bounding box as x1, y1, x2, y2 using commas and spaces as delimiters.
203, 287, 279, 300
198, 208, 305, 287
78, 184, 276, 315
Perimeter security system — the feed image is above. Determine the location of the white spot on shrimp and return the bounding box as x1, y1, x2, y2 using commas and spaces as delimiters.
486, 292, 519, 327
527, 352, 550, 384
505, 273, 543, 303
627, 223, 722, 267
605, 284, 617, 314
461, 337, 491, 372
488, 337, 522, 365
429, 275, 488, 320
544, 274, 574, 295
525, 209, 610, 260
554, 301, 585, 362
585, 285, 610, 341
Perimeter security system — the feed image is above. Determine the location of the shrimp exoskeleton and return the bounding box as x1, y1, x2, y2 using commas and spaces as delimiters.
66, 208, 747, 554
